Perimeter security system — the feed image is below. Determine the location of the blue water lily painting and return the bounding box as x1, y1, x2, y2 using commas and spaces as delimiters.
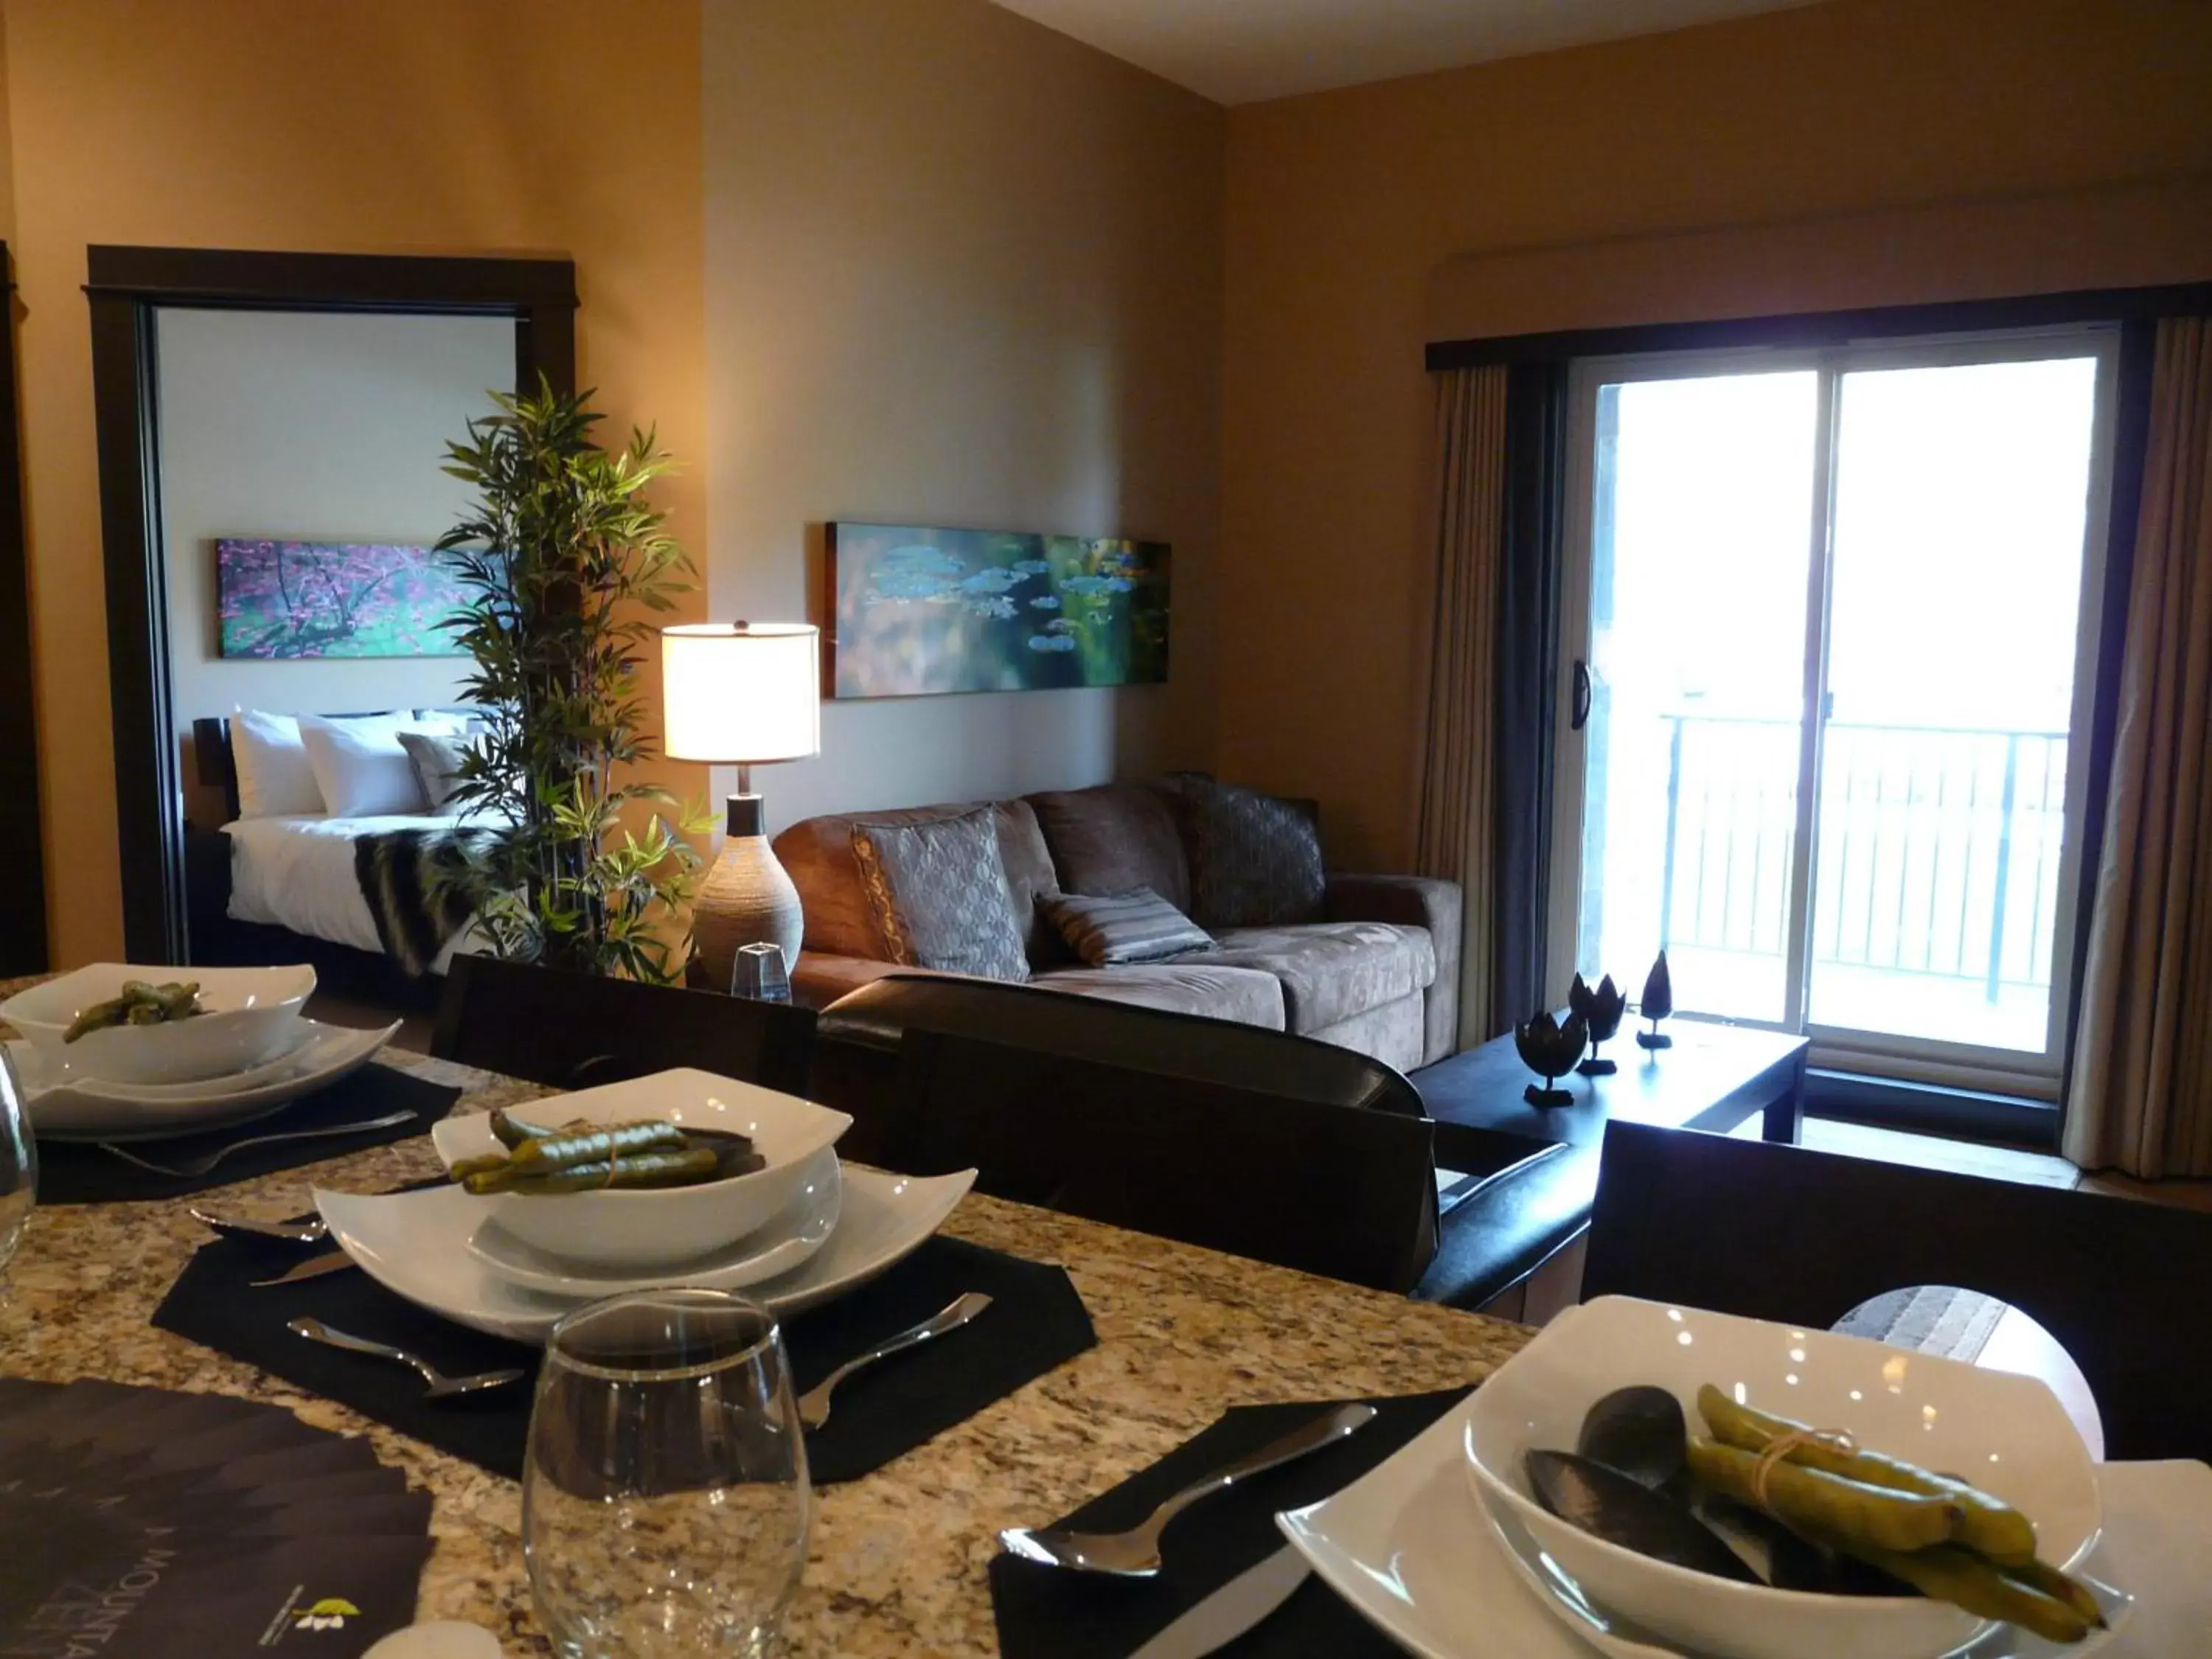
827, 523, 1169, 698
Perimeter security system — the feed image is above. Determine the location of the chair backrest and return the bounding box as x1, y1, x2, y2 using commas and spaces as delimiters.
431, 953, 816, 1096
892, 1026, 1438, 1293
1584, 1119, 2212, 1463
818, 972, 1426, 1107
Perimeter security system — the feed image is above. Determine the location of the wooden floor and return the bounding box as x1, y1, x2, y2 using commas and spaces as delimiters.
305, 987, 437, 1054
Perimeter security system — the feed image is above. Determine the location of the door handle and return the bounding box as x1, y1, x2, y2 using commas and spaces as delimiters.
1571, 660, 1593, 731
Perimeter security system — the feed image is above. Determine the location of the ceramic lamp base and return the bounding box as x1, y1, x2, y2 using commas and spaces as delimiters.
692, 794, 804, 994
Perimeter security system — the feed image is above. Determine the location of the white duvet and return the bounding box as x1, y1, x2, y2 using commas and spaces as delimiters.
223, 814, 486, 973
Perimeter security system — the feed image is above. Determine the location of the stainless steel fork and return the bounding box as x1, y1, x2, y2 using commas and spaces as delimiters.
99, 1110, 414, 1178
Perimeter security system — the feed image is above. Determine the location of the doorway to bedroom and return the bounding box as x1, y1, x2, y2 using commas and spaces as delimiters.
86, 248, 577, 987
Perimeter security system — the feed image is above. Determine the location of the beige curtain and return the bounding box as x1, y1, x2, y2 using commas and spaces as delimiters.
1411, 365, 1509, 1048
2065, 318, 2212, 1178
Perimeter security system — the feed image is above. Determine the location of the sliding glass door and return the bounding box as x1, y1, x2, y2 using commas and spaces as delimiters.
1549, 330, 2116, 1095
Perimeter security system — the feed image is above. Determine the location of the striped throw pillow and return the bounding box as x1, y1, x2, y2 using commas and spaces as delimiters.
1040, 887, 1213, 967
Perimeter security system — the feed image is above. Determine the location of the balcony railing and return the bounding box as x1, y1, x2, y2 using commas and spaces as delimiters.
1658, 715, 2068, 1004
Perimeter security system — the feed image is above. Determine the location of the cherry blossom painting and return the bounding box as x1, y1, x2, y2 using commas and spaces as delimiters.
215, 539, 470, 658
826, 523, 1169, 698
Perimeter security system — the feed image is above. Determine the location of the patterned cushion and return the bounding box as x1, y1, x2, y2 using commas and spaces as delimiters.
1040, 887, 1213, 967
849, 810, 1030, 982
1180, 779, 1326, 929
397, 730, 475, 812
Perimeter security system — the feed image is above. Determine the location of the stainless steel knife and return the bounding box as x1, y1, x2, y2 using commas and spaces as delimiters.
1127, 1545, 1311, 1659
250, 1251, 357, 1287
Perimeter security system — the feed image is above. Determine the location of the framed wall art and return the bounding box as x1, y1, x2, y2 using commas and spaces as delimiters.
215, 539, 470, 659
824, 522, 1169, 699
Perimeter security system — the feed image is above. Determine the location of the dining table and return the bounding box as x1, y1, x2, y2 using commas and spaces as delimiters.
0, 1020, 1537, 1656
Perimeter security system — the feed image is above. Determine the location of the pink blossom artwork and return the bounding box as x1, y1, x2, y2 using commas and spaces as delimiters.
215, 539, 470, 658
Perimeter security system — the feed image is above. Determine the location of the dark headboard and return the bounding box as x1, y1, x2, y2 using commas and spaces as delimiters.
192, 709, 482, 824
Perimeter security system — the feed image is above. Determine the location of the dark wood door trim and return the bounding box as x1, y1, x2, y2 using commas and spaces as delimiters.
0, 243, 45, 974
1425, 279, 2212, 369
84, 246, 578, 963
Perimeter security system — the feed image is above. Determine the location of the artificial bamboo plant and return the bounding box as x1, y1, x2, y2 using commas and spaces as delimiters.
436, 380, 709, 983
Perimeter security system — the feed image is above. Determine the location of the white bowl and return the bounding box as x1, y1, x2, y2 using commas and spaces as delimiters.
431, 1068, 852, 1270
464, 1146, 843, 1296
1, 963, 316, 1085
1463, 1295, 2102, 1659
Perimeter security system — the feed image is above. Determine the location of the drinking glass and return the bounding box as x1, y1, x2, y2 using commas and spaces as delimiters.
524, 1289, 810, 1658
730, 942, 792, 1004
0, 1047, 36, 1283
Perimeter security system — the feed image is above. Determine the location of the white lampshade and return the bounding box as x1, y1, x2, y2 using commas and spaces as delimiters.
660, 622, 821, 765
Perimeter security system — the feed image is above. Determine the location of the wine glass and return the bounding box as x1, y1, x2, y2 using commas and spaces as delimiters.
0, 1046, 36, 1284
524, 1289, 811, 1658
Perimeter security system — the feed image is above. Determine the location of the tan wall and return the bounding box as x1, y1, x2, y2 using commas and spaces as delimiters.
700, 0, 1223, 829
5, 0, 707, 966
1222, 0, 2212, 871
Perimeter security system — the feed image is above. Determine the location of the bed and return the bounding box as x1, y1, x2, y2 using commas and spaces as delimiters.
221, 812, 479, 972
187, 713, 493, 998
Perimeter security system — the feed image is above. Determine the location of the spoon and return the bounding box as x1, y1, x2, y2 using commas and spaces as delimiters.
796, 1292, 993, 1430
287, 1317, 525, 1399
1000, 1402, 1377, 1576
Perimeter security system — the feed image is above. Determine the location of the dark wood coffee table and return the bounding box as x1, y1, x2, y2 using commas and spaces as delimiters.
1412, 1018, 1809, 1150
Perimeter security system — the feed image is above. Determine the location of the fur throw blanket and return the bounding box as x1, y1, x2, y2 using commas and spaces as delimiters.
352, 826, 502, 977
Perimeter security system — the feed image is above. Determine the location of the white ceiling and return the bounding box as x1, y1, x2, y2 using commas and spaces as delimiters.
989, 0, 1829, 105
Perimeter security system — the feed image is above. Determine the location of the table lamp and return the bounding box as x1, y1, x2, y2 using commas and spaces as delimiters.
661, 621, 821, 992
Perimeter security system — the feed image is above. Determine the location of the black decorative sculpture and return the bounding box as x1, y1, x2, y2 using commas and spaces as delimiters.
1635, 950, 1674, 1050
1515, 1009, 1590, 1107
1570, 973, 1627, 1075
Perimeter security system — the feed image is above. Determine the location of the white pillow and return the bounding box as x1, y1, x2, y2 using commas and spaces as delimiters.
229, 710, 323, 818
299, 714, 465, 818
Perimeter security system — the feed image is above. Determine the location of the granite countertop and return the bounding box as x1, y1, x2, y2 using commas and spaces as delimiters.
0, 999, 1533, 1655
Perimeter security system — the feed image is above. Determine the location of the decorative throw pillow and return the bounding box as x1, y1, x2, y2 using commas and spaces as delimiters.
1040, 888, 1212, 967
1180, 777, 1326, 929
850, 810, 1030, 982
397, 729, 477, 813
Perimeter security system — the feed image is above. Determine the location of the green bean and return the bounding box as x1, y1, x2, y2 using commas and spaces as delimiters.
2007, 1557, 2105, 1627
1697, 1385, 2036, 1565
488, 1148, 723, 1194
1807, 1536, 2090, 1645
64, 981, 201, 1041
508, 1121, 690, 1172
489, 1109, 557, 1150
1686, 1439, 1961, 1554
63, 997, 133, 1042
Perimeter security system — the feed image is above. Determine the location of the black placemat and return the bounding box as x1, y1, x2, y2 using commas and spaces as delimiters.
34, 1064, 460, 1204
991, 1388, 1474, 1659
153, 1228, 1096, 1483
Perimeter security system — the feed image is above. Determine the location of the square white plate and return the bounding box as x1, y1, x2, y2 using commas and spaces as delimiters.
14, 1020, 398, 1141
1278, 1384, 2212, 1659
315, 1162, 976, 1343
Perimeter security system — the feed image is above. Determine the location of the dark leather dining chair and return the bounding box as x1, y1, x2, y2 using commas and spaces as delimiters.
430, 953, 816, 1096
1582, 1119, 2212, 1464
891, 1025, 1439, 1293
813, 973, 1601, 1309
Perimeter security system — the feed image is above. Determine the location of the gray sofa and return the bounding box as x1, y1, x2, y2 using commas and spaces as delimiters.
772, 780, 1461, 1071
